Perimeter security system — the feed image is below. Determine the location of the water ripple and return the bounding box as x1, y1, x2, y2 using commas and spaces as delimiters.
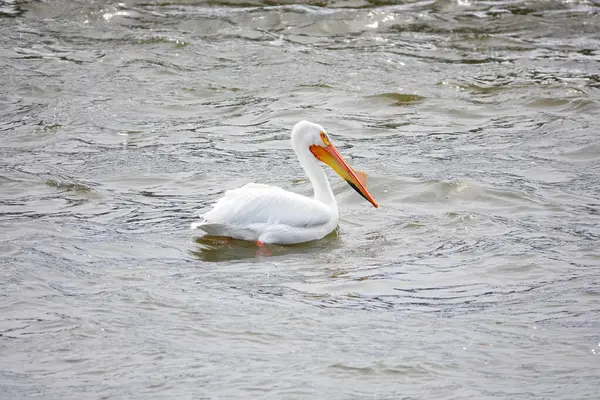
1, 0, 600, 399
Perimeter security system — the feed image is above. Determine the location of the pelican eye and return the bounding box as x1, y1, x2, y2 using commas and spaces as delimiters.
320, 131, 331, 146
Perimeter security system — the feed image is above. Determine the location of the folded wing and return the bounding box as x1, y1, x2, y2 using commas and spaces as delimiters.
200, 183, 332, 229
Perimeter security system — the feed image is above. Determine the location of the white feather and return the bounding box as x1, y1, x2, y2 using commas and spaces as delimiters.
192, 120, 376, 245
195, 183, 336, 244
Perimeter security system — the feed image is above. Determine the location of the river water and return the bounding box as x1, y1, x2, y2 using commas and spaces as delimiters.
1, 0, 599, 398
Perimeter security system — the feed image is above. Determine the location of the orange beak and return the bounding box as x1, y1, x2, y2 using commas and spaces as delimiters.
309, 143, 379, 208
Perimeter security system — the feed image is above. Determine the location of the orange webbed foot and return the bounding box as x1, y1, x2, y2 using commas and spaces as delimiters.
255, 240, 272, 256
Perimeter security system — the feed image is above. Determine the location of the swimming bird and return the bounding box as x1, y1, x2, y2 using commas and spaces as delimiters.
193, 120, 379, 245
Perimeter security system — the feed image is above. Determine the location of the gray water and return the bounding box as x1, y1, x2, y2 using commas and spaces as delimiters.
1, 0, 599, 398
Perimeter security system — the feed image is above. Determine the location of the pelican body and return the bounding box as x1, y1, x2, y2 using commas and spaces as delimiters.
194, 121, 378, 244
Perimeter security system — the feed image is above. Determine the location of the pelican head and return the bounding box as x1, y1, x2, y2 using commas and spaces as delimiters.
291, 120, 379, 208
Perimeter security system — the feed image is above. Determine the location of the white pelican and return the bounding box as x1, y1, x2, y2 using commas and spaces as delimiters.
193, 120, 379, 245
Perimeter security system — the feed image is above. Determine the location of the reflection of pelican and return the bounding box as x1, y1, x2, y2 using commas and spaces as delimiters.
193, 120, 378, 245
192, 231, 341, 263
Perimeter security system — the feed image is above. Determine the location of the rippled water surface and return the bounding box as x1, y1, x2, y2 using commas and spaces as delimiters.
1, 0, 600, 398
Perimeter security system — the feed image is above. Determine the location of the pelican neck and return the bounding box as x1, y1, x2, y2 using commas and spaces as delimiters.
295, 145, 338, 210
